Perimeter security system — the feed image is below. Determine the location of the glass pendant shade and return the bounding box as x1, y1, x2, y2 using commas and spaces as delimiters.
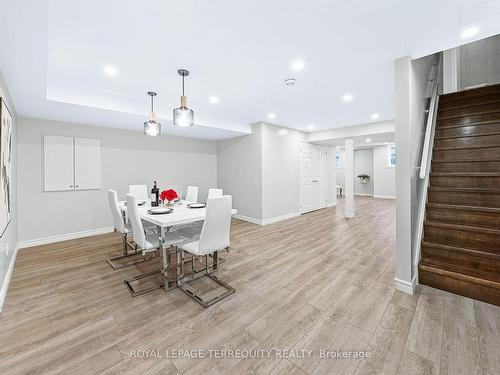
144, 92, 161, 136
144, 118, 161, 136
173, 96, 194, 127
173, 70, 194, 127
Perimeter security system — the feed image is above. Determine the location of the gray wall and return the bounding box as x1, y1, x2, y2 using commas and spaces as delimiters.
217, 123, 263, 220
17, 117, 218, 243
373, 145, 396, 198
460, 34, 500, 89
261, 123, 306, 220
354, 149, 374, 196
0, 72, 18, 310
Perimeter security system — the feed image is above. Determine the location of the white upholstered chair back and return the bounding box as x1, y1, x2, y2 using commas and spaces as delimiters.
198, 195, 232, 254
126, 194, 146, 249
185, 186, 198, 202
128, 185, 148, 201
207, 188, 223, 200
108, 190, 125, 233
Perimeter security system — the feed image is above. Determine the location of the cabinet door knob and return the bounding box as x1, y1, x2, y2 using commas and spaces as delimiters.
70, 185, 73, 187
76, 185, 79, 188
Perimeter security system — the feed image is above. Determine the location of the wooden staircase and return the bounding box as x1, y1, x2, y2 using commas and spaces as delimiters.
419, 83, 500, 306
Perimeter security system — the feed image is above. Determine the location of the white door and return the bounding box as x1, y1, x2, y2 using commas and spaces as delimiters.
74, 137, 101, 190
43, 135, 74, 191
300, 143, 328, 213
300, 143, 315, 213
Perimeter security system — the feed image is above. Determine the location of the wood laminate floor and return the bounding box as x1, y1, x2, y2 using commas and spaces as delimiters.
1, 197, 499, 375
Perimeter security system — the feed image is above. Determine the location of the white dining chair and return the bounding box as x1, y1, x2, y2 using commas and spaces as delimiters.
123, 193, 187, 297
185, 186, 198, 202
176, 195, 235, 308
128, 185, 149, 202
207, 188, 223, 200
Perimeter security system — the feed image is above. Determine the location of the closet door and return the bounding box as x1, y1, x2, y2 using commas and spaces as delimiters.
74, 137, 101, 190
43, 135, 74, 191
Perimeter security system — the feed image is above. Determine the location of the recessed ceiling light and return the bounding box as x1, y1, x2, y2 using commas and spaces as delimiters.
291, 61, 305, 71
268, 113, 276, 120
103, 65, 118, 76
284, 78, 296, 86
460, 27, 479, 39
308, 124, 315, 130
371, 113, 380, 120
365, 138, 372, 143
342, 94, 353, 103
209, 96, 219, 104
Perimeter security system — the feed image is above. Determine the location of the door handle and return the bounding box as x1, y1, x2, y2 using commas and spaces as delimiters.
312, 180, 318, 182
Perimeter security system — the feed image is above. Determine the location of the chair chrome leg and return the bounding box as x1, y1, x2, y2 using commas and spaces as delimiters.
178, 250, 235, 308
107, 233, 155, 270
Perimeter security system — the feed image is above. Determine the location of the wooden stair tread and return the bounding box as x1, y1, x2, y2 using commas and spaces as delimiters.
438, 94, 500, 110
439, 84, 500, 103
433, 144, 500, 151
428, 186, 500, 194
437, 119, 500, 129
430, 172, 500, 177
432, 158, 500, 163
424, 220, 500, 235
421, 241, 500, 260
437, 108, 500, 121
419, 261, 500, 288
426, 203, 500, 213
434, 131, 500, 140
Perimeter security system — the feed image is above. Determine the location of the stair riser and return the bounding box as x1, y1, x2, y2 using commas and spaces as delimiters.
424, 225, 500, 254
426, 207, 500, 230
438, 104, 500, 120
432, 161, 500, 173
421, 246, 500, 273
437, 113, 500, 128
435, 123, 500, 138
428, 191, 500, 208
433, 146, 500, 160
439, 94, 500, 110
430, 176, 500, 189
419, 267, 500, 306
434, 134, 500, 149
440, 85, 500, 104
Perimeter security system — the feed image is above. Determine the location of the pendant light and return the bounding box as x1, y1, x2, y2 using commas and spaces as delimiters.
144, 91, 161, 136
173, 69, 194, 127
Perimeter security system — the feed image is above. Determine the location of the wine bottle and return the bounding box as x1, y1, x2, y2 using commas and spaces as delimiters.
151, 181, 159, 206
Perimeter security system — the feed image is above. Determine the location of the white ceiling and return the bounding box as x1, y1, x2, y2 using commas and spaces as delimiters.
1, 0, 500, 140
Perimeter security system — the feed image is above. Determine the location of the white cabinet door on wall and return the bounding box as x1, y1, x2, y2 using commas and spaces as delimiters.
74, 137, 101, 190
43, 135, 75, 191
43, 135, 101, 192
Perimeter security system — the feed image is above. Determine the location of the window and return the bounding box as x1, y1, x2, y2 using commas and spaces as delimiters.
388, 144, 396, 167
336, 151, 342, 168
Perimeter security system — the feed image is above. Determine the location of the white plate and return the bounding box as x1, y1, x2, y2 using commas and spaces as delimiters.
148, 207, 173, 215
187, 203, 206, 209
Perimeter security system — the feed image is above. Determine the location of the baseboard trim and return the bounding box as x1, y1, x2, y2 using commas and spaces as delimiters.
327, 201, 337, 207
262, 212, 300, 225
354, 193, 373, 197
233, 214, 262, 225
0, 244, 19, 313
17, 227, 115, 249
395, 276, 417, 295
374, 195, 396, 199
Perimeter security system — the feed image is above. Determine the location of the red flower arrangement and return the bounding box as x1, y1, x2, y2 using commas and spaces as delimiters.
160, 189, 178, 202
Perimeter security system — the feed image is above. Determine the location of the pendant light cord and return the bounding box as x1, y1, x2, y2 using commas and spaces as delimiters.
182, 75, 185, 96
150, 94, 154, 112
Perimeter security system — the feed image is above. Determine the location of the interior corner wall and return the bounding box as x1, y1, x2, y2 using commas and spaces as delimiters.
373, 145, 395, 198
261, 123, 306, 220
217, 123, 263, 221
0, 72, 18, 311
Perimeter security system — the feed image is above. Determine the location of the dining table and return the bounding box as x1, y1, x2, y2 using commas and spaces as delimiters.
119, 199, 237, 294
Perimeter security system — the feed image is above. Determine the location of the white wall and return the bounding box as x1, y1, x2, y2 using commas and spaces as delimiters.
394, 53, 436, 293
261, 123, 306, 220
17, 117, 218, 245
353, 149, 373, 196
217, 123, 262, 221
459, 34, 500, 89
0, 72, 18, 311
373, 145, 395, 199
